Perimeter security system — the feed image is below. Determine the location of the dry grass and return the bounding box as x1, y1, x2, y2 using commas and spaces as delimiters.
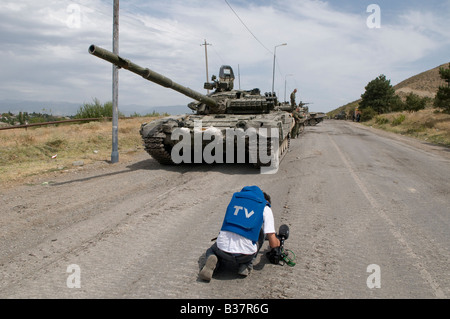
364, 108, 450, 146
0, 117, 158, 185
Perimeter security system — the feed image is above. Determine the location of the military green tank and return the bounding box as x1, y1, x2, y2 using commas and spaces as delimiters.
89, 45, 294, 168
297, 103, 325, 126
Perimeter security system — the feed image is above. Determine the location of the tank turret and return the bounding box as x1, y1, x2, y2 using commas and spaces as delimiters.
203, 65, 234, 92
89, 45, 276, 115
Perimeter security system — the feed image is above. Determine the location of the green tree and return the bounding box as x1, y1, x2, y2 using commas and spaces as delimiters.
404, 93, 426, 112
439, 63, 450, 86
75, 98, 124, 118
434, 63, 450, 113
18, 112, 25, 125
359, 74, 397, 115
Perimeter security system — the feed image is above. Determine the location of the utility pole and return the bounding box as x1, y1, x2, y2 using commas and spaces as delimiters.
238, 64, 241, 90
284, 74, 293, 103
272, 43, 287, 95
201, 39, 211, 93
111, 0, 119, 163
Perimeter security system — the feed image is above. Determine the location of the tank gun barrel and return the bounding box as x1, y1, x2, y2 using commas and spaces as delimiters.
88, 44, 217, 108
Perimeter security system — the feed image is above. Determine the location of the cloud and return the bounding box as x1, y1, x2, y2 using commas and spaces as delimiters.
0, 0, 449, 114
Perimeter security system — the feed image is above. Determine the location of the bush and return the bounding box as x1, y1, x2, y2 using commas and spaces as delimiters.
75, 99, 124, 119
375, 116, 389, 125
434, 86, 450, 113
392, 114, 406, 126
360, 107, 377, 122
434, 63, 450, 114
405, 93, 426, 112
390, 95, 405, 112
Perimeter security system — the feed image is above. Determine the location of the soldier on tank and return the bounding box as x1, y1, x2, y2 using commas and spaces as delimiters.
290, 89, 298, 107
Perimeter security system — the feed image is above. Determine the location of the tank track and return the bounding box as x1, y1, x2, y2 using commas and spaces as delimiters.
248, 134, 290, 168
142, 136, 175, 165
143, 134, 290, 167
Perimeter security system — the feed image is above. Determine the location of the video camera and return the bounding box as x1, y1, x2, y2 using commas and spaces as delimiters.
266, 224, 296, 267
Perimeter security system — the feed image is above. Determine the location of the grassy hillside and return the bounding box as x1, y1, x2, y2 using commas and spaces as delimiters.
327, 100, 360, 119
394, 63, 448, 99
328, 63, 449, 119
327, 63, 450, 147
364, 108, 450, 147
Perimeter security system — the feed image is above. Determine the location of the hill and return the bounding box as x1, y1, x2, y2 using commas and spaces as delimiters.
328, 62, 449, 118
394, 63, 448, 99
326, 63, 450, 147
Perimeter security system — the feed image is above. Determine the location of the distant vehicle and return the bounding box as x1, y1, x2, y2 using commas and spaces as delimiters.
334, 111, 347, 120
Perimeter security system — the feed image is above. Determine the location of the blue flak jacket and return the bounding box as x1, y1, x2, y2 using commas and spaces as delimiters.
221, 186, 270, 243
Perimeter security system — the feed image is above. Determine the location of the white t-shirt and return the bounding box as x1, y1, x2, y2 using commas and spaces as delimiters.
216, 206, 276, 255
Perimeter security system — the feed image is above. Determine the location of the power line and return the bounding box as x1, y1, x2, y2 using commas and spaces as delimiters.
122, 2, 204, 43
224, 0, 273, 55
224, 0, 288, 92
77, 0, 204, 48
210, 45, 226, 65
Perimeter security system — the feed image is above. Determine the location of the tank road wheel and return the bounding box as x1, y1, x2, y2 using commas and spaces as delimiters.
278, 134, 290, 163
249, 133, 289, 169
143, 136, 175, 165
249, 135, 270, 168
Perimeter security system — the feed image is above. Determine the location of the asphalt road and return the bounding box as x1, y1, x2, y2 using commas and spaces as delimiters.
0, 120, 449, 299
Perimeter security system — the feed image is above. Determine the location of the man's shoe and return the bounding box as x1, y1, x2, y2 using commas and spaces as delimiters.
238, 264, 252, 277
199, 255, 218, 282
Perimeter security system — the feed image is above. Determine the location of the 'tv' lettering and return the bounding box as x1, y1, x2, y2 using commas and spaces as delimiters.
233, 206, 255, 218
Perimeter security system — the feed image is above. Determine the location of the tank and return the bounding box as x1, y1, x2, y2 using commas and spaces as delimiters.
298, 102, 326, 126
89, 44, 294, 168
334, 111, 347, 120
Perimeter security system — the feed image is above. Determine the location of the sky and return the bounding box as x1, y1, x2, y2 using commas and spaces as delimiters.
0, 0, 449, 115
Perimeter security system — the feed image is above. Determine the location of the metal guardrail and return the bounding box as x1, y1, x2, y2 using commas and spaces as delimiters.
0, 117, 118, 131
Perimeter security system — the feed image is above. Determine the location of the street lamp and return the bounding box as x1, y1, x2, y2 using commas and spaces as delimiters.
272, 43, 287, 95
284, 74, 293, 103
